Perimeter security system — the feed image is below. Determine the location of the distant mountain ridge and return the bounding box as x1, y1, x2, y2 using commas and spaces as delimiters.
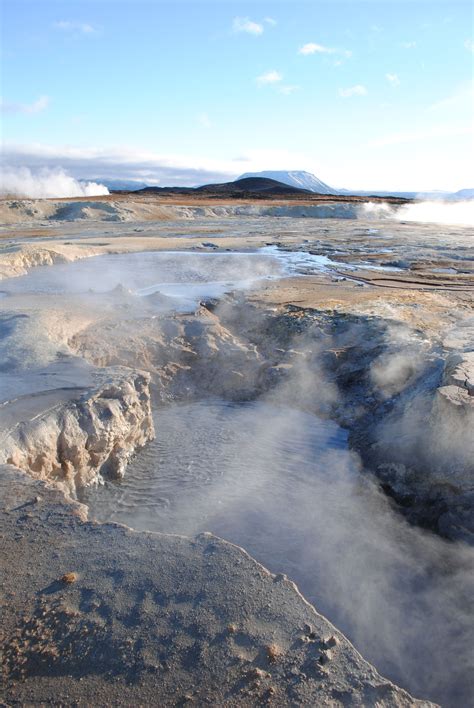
238, 170, 337, 195
197, 177, 310, 195
451, 188, 474, 200
236, 171, 473, 200
135, 177, 311, 198
85, 173, 473, 200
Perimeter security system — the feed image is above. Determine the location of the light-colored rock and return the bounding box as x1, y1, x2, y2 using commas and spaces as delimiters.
0, 367, 154, 497
428, 352, 474, 489
428, 385, 474, 486
0, 197, 359, 226
442, 351, 474, 394
0, 243, 103, 280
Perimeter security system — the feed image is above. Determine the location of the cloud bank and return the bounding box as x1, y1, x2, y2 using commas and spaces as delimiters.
2, 142, 469, 194
2, 144, 238, 188
0, 167, 109, 198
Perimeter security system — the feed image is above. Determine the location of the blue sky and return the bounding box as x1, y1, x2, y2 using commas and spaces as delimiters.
2, 0, 473, 190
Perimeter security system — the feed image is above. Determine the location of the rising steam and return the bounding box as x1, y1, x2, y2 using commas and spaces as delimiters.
362, 199, 474, 226
0, 167, 109, 198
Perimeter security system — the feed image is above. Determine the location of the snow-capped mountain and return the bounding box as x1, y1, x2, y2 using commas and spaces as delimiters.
238, 170, 338, 195
451, 188, 474, 200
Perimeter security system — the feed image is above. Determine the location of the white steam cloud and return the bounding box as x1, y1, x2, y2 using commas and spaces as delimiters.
0, 167, 109, 199
370, 324, 427, 399
362, 199, 474, 226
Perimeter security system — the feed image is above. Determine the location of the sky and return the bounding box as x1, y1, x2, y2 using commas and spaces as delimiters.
1, 0, 473, 191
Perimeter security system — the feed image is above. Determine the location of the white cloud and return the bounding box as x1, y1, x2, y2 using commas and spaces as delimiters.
386, 73, 400, 86
465, 39, 474, 53
299, 42, 335, 55
233, 17, 263, 36
53, 20, 96, 34
1, 95, 49, 114
197, 112, 212, 128
299, 43, 352, 62
256, 70, 283, 85
401, 41, 417, 48
339, 84, 368, 98
264, 17, 277, 26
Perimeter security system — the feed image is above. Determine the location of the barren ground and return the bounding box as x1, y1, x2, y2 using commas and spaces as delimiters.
1, 195, 472, 706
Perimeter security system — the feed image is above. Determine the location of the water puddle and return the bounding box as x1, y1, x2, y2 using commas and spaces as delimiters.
261, 245, 403, 274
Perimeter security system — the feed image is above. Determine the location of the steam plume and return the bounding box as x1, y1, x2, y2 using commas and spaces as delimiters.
362, 199, 474, 226
0, 167, 109, 198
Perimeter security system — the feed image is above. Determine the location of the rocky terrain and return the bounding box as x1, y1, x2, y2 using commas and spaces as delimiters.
0, 368, 154, 497
0, 194, 472, 705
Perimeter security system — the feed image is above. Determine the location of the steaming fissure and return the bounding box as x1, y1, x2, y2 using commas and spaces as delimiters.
1, 197, 473, 707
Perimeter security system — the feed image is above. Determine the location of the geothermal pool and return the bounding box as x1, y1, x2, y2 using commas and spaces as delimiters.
2, 246, 473, 706
0, 247, 400, 304
83, 400, 474, 707
1, 250, 284, 306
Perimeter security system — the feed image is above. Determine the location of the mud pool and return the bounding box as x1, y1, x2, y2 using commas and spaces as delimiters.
84, 400, 473, 707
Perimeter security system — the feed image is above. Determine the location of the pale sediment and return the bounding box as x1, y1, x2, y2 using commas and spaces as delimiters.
0, 197, 360, 225
0, 368, 154, 498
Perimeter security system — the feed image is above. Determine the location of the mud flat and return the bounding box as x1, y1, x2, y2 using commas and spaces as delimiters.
1, 196, 473, 706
